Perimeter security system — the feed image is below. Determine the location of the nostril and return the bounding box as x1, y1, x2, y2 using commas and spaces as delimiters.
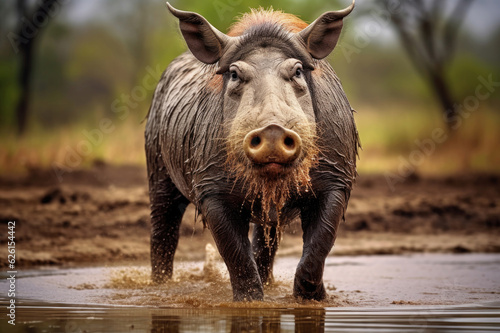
250, 136, 261, 148
284, 136, 295, 148
244, 125, 302, 164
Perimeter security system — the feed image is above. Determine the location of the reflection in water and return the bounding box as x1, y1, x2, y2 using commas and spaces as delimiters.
151, 308, 325, 332
151, 314, 180, 333
1, 300, 499, 333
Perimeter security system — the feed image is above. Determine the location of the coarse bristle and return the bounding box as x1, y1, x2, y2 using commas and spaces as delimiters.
228, 7, 308, 37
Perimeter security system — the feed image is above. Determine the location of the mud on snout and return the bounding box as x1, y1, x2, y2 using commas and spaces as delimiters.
225, 119, 318, 221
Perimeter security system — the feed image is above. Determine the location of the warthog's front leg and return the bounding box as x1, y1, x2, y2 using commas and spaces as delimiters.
295, 190, 345, 300
202, 196, 264, 301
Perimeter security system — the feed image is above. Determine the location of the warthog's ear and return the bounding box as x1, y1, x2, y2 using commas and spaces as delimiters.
299, 0, 355, 59
167, 2, 230, 64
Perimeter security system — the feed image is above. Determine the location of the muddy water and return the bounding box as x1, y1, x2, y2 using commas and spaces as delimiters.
1, 254, 500, 332
1, 301, 500, 332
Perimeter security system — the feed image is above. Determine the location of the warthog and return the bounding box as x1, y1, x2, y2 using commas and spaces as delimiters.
145, 1, 359, 301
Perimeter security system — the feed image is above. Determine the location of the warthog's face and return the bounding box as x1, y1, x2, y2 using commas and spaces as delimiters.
223, 48, 317, 179
167, 2, 354, 220
223, 48, 319, 219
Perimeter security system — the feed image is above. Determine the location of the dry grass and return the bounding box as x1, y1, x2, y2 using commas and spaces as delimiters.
1, 106, 499, 176
0, 119, 146, 175
354, 105, 500, 175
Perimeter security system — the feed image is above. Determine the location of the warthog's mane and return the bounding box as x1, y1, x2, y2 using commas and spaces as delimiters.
227, 7, 308, 36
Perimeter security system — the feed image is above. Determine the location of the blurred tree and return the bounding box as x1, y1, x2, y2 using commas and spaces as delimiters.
376, 0, 473, 129
103, 0, 150, 88
0, 3, 19, 128
11, 0, 59, 135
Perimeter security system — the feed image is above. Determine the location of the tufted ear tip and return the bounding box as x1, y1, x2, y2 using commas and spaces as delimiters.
166, 2, 176, 16
166, 2, 194, 21
343, 0, 355, 16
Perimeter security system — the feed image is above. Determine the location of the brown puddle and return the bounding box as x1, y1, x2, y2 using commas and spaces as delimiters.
2, 253, 500, 307
1, 253, 500, 331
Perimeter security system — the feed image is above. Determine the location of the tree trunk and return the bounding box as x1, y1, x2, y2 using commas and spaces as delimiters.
16, 39, 34, 135
377, 0, 472, 131
15, 0, 58, 136
428, 70, 457, 129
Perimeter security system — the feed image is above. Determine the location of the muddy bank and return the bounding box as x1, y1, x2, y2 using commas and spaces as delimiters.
0, 164, 499, 268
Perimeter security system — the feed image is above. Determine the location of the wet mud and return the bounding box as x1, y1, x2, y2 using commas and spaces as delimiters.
0, 164, 498, 268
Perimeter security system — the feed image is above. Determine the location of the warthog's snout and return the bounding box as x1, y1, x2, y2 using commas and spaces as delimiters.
243, 124, 302, 167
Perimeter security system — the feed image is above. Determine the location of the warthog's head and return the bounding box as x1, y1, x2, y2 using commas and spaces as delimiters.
168, 2, 354, 221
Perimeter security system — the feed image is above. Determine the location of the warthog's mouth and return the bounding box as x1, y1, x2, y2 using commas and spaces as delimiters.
253, 161, 293, 177
228, 155, 317, 227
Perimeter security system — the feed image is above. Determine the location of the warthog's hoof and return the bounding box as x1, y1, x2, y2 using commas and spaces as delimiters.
293, 277, 327, 301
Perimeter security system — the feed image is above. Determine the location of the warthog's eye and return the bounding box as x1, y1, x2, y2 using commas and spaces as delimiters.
295, 67, 303, 78
291, 62, 303, 80
230, 70, 239, 81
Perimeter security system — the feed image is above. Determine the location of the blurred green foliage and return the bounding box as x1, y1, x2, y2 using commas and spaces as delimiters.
1, 0, 499, 127
0, 0, 499, 173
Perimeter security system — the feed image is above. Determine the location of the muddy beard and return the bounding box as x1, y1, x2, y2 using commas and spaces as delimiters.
225, 125, 318, 246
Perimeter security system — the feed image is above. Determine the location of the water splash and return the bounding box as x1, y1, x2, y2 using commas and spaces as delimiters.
104, 244, 349, 308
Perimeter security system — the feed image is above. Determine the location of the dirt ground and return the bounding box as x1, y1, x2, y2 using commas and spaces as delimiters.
0, 163, 499, 268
